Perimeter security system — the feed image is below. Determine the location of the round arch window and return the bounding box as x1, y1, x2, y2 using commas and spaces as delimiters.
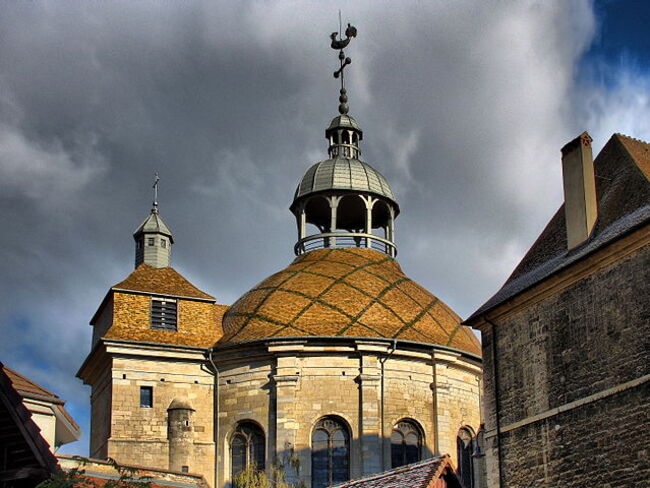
311, 416, 350, 488
391, 419, 423, 468
231, 421, 265, 480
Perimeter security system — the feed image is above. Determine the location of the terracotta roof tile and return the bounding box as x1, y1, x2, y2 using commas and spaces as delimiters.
330, 456, 460, 488
113, 264, 214, 300
2, 364, 80, 431
220, 248, 481, 356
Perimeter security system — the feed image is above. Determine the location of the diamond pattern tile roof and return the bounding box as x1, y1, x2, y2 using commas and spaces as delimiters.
220, 248, 481, 355
294, 158, 397, 203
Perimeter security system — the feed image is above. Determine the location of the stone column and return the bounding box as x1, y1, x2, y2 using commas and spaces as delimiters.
357, 353, 382, 475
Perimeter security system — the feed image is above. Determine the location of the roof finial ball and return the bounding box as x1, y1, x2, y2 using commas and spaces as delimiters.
290, 22, 399, 258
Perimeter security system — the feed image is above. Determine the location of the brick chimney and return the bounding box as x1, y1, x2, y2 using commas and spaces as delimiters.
561, 131, 597, 249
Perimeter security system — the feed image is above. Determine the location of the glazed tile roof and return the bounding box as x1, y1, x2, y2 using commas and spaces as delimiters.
220, 248, 481, 356
113, 264, 214, 300
329, 456, 460, 488
104, 303, 228, 348
466, 133, 650, 322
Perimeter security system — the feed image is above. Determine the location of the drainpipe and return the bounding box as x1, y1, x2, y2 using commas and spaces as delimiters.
484, 317, 504, 488
379, 339, 397, 469
208, 349, 220, 487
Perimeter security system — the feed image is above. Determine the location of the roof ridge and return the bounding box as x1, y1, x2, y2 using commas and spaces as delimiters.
2, 364, 59, 399
328, 456, 448, 487
614, 132, 650, 145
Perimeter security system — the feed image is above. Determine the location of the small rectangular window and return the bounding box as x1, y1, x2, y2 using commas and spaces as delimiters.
147, 237, 155, 246
140, 386, 153, 408
151, 298, 177, 331
161, 239, 166, 248
181, 466, 189, 473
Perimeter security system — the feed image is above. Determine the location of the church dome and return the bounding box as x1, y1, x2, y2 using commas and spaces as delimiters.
293, 158, 397, 205
220, 248, 481, 356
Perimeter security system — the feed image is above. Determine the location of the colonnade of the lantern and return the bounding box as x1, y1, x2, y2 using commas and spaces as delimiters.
294, 193, 396, 257
328, 129, 361, 159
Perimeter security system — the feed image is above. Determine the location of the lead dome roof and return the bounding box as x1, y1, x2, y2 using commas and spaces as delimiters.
293, 158, 397, 205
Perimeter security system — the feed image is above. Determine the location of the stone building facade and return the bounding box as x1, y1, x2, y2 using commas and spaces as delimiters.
78, 27, 485, 488
465, 133, 650, 487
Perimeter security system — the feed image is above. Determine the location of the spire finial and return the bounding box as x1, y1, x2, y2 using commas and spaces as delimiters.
330, 17, 357, 115
152, 172, 160, 214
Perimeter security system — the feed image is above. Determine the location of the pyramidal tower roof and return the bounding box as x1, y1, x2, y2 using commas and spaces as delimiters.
133, 174, 174, 268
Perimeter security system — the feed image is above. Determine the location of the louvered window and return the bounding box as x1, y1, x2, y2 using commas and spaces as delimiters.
151, 298, 177, 331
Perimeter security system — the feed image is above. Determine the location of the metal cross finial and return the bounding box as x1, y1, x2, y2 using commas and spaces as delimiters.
152, 172, 160, 213
330, 19, 357, 115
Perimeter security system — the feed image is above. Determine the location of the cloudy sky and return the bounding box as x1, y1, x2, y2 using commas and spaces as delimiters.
1, 0, 648, 455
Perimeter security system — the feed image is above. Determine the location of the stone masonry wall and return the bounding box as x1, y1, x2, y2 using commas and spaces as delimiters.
489, 243, 650, 486
90, 367, 112, 458
216, 343, 481, 488
107, 356, 215, 486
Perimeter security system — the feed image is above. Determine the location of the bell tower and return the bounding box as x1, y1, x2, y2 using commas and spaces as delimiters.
290, 24, 399, 257
133, 174, 174, 268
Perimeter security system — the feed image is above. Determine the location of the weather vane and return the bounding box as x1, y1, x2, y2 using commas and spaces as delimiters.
330, 13, 357, 115
152, 172, 160, 213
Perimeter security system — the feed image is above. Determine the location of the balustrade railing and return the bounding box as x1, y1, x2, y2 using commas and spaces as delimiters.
295, 232, 396, 257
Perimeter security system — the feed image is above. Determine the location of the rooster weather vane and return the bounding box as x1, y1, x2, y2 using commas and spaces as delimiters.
330, 21, 357, 115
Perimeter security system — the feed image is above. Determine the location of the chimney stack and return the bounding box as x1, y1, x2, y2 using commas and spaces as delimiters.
561, 131, 597, 249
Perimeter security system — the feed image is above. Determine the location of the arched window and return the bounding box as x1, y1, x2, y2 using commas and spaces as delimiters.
311, 416, 350, 488
391, 419, 423, 468
456, 427, 474, 488
231, 422, 265, 480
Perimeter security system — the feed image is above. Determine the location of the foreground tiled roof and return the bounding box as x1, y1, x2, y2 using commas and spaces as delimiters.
466, 133, 650, 322
220, 248, 480, 355
113, 264, 214, 300
329, 456, 460, 488
58, 455, 209, 488
0, 363, 60, 482
3, 364, 79, 430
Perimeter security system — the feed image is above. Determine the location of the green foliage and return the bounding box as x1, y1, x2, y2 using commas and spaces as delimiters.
232, 463, 304, 488
36, 456, 153, 488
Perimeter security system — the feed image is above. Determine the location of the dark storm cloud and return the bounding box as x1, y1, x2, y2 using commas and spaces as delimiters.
1, 0, 648, 454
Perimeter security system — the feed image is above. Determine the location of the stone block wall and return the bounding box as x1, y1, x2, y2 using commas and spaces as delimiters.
483, 242, 649, 486
215, 340, 482, 488
104, 355, 215, 486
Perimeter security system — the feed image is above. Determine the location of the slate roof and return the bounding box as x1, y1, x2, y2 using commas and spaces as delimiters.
3, 364, 79, 431
134, 211, 173, 240
220, 248, 481, 356
466, 133, 650, 322
112, 264, 215, 301
328, 456, 461, 488
293, 158, 398, 206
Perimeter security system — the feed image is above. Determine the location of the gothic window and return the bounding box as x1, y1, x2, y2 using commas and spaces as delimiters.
391, 419, 423, 468
151, 298, 177, 331
456, 427, 474, 488
311, 416, 350, 488
231, 422, 265, 480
